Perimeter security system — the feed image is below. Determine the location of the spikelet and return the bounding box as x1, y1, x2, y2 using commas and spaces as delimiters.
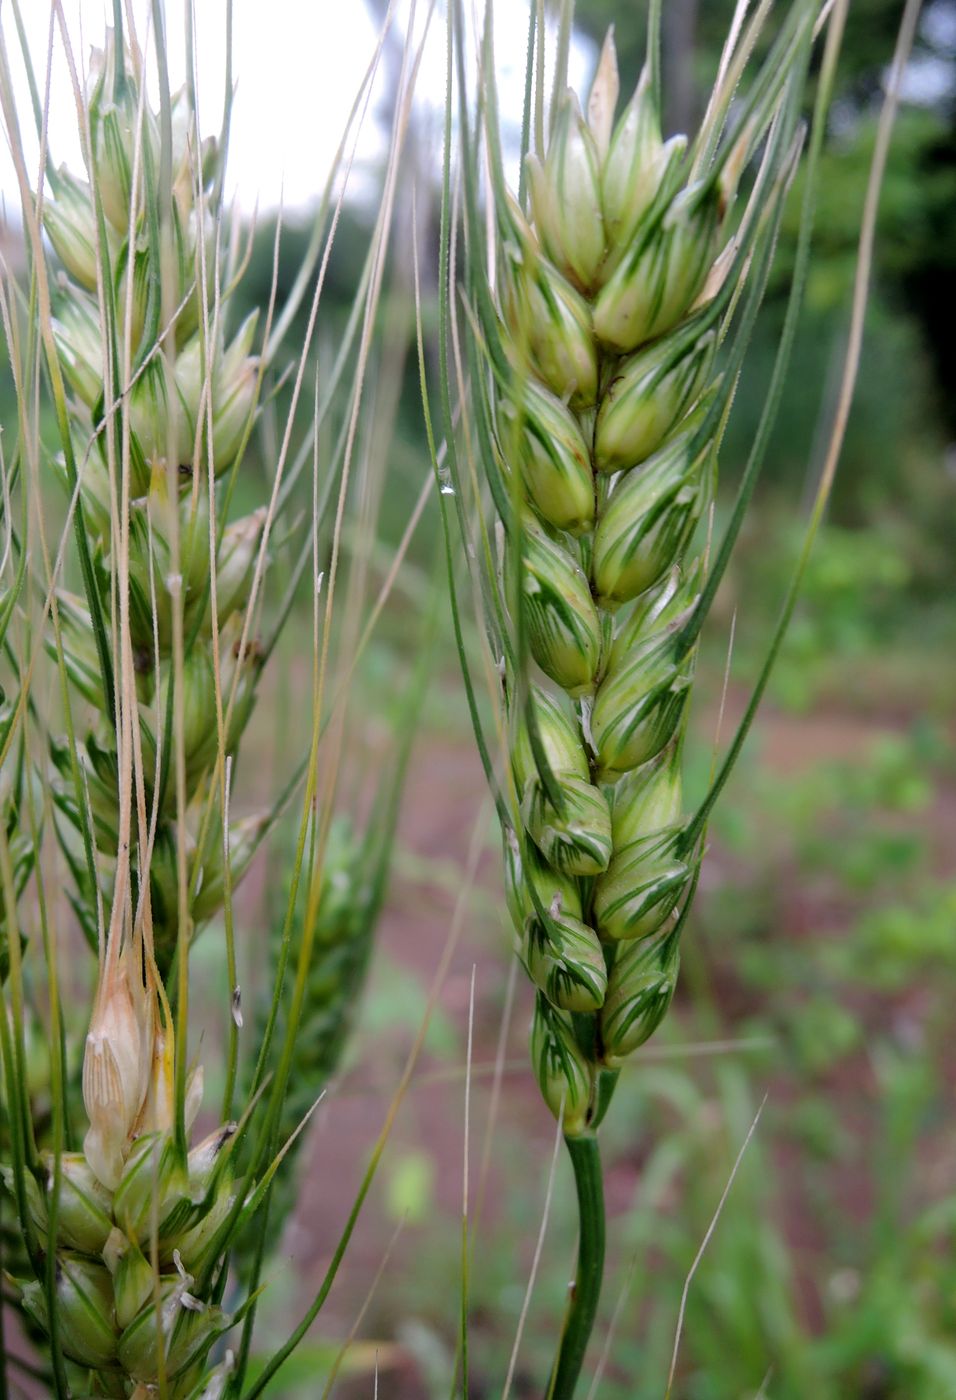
82, 936, 156, 1190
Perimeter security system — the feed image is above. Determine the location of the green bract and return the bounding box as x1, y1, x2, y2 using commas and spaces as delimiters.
594, 829, 690, 942
527, 91, 606, 293
503, 835, 584, 931
593, 328, 715, 474
593, 420, 710, 605
43, 169, 113, 291
21, 1256, 118, 1370
600, 937, 679, 1065
522, 774, 613, 878
525, 912, 608, 1013
530, 994, 593, 1135
510, 683, 589, 792
519, 514, 603, 695
502, 378, 596, 534
44, 1153, 114, 1255
501, 201, 600, 408
609, 747, 683, 849
591, 630, 693, 778
593, 184, 721, 352
600, 72, 681, 276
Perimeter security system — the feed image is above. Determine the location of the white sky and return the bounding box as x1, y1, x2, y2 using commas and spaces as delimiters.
0, 1, 592, 218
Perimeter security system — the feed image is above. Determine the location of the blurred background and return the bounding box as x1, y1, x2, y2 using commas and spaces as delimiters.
3, 0, 956, 1396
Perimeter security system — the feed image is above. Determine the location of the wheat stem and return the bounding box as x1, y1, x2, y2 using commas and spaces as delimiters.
548, 1134, 606, 1400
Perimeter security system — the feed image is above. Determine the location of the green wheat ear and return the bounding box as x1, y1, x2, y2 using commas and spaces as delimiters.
2, 0, 428, 1386
0, 16, 294, 1390
482, 12, 813, 1138
433, 0, 862, 1394
0, 22, 271, 1390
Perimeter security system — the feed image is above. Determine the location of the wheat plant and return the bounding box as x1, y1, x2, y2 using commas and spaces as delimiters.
0, 0, 431, 1392
425, 0, 919, 1393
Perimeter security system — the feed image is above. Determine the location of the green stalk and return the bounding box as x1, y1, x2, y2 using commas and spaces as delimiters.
0, 1202, 6, 1400
548, 1133, 606, 1400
